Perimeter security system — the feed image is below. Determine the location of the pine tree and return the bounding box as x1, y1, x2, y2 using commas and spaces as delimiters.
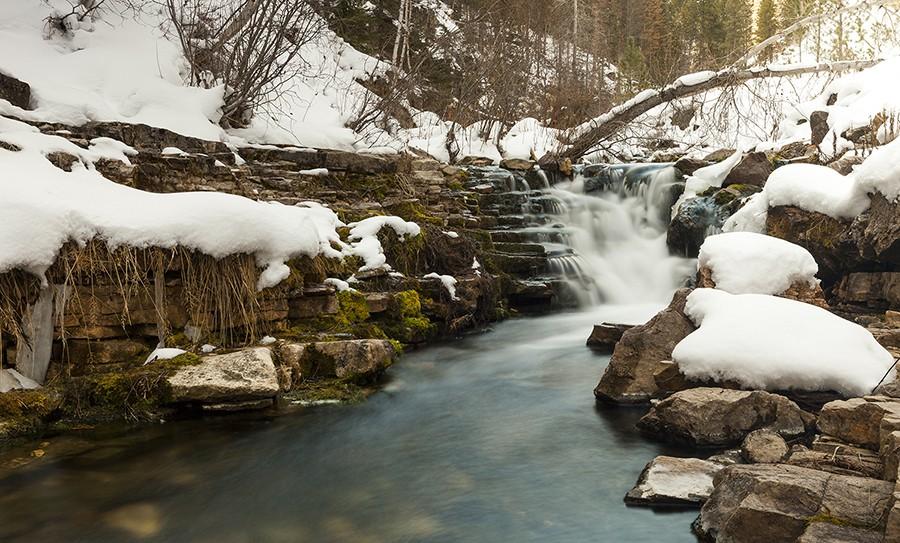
618, 36, 646, 93
755, 0, 780, 61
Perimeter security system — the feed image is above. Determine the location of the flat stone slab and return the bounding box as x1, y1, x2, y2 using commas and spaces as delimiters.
586, 322, 634, 352
167, 347, 279, 404
625, 456, 724, 506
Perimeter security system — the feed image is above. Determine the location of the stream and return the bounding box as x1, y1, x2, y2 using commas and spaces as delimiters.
0, 305, 698, 543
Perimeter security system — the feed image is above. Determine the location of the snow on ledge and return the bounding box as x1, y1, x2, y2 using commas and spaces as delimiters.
673, 289, 895, 397
698, 232, 818, 295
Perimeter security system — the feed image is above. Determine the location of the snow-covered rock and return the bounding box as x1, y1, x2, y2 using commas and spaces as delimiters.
697, 232, 819, 295
673, 289, 895, 396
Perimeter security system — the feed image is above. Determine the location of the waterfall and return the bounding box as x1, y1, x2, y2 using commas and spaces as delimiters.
529, 164, 694, 306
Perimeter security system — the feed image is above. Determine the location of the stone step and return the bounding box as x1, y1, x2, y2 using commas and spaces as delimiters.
492, 242, 547, 255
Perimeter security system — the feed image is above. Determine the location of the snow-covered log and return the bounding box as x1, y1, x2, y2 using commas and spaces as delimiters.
553, 59, 883, 161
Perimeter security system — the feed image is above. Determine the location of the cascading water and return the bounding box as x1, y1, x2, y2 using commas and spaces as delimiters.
512, 163, 694, 306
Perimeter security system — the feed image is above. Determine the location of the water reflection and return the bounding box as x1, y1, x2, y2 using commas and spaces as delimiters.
0, 306, 698, 542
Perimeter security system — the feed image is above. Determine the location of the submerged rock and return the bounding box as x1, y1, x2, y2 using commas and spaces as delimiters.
637, 387, 815, 448
167, 347, 279, 405
625, 455, 724, 506
696, 464, 892, 543
594, 289, 695, 404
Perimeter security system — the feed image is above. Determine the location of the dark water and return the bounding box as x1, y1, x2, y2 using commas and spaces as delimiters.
0, 306, 698, 543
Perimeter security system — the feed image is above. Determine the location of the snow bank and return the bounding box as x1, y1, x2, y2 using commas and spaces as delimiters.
698, 232, 818, 295
0, 117, 418, 288
0, 2, 226, 141
675, 149, 743, 210
766, 163, 870, 218
674, 289, 895, 397
852, 136, 900, 202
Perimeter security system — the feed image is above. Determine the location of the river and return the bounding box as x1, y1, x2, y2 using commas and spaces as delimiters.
0, 304, 698, 543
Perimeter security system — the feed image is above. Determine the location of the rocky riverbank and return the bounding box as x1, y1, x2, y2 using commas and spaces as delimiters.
593, 142, 900, 542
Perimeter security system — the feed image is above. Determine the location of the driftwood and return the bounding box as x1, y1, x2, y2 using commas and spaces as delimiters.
552, 59, 883, 161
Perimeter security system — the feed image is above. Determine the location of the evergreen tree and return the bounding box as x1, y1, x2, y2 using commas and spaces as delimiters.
755, 0, 780, 61
618, 36, 646, 93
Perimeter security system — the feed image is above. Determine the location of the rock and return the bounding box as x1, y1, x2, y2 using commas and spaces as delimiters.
722, 152, 772, 187
811, 110, 830, 145
882, 430, 900, 481
625, 456, 724, 506
586, 322, 634, 352
200, 399, 274, 412
741, 429, 788, 463
834, 272, 900, 310
828, 152, 865, 175
887, 311, 900, 327
703, 149, 736, 162
667, 185, 760, 257
783, 436, 884, 478
696, 464, 893, 543
854, 193, 900, 272
798, 522, 882, 543
458, 156, 496, 167
671, 107, 696, 131
818, 397, 900, 449
0, 71, 31, 110
637, 387, 815, 447
774, 140, 817, 161
766, 205, 858, 286
594, 289, 695, 403
66, 339, 151, 368
310, 340, 397, 381
167, 347, 279, 404
499, 158, 534, 171
674, 156, 710, 176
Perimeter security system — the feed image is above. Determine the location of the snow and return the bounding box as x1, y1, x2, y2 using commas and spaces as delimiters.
767, 163, 870, 218
852, 136, 900, 201
144, 347, 187, 365
0, 368, 41, 393
698, 232, 819, 295
443, 231, 459, 238
424, 272, 459, 300
347, 216, 421, 271
675, 149, 744, 210
162, 147, 188, 156
675, 71, 716, 87
324, 278, 355, 292
259, 336, 277, 346
0, 118, 418, 290
297, 168, 329, 177
0, 2, 226, 142
673, 289, 896, 397
200, 344, 217, 354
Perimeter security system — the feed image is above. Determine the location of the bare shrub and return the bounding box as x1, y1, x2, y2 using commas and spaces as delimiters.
165, 0, 324, 127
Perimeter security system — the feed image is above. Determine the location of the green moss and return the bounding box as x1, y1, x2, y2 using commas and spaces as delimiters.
287, 378, 370, 404
337, 290, 370, 323
391, 290, 422, 318
447, 180, 464, 190
805, 513, 864, 529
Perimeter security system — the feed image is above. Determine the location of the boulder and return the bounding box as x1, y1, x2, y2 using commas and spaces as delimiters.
741, 429, 788, 463
818, 397, 900, 449
703, 149, 736, 162
828, 153, 865, 175
856, 193, 900, 264
637, 387, 815, 447
0, 71, 31, 110
585, 322, 634, 352
722, 152, 772, 187
458, 156, 496, 167
625, 456, 724, 506
594, 289, 695, 403
696, 464, 893, 543
167, 347, 279, 404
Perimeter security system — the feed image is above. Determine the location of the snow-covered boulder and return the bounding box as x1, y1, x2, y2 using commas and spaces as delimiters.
696, 232, 826, 306
673, 289, 895, 397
